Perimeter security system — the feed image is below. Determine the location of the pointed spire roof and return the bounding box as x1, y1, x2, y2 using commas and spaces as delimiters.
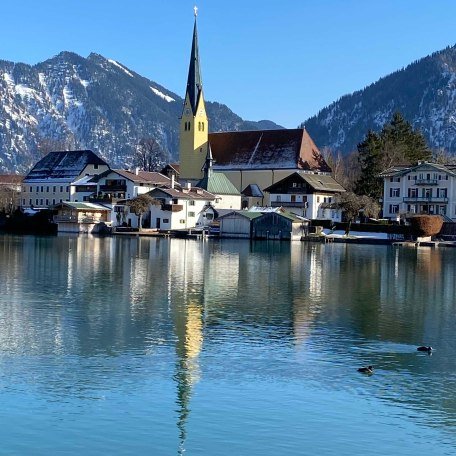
185, 15, 203, 115
202, 144, 213, 178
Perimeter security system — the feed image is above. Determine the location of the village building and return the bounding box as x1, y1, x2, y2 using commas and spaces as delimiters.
263, 172, 345, 221
53, 201, 110, 233
219, 208, 308, 240
178, 12, 337, 203
380, 161, 456, 221
21, 150, 109, 209
147, 185, 216, 230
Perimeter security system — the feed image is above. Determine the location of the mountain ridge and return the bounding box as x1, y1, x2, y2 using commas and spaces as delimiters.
302, 44, 456, 155
0, 51, 282, 174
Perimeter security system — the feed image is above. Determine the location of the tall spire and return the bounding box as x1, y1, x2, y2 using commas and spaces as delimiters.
186, 8, 203, 114
202, 143, 213, 178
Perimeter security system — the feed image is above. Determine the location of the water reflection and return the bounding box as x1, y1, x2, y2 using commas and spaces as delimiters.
1, 235, 456, 452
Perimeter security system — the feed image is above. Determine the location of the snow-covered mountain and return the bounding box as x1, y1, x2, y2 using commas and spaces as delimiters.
0, 51, 281, 174
303, 44, 456, 155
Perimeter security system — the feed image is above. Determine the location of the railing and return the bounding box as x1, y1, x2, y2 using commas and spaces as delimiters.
99, 184, 127, 192
415, 179, 438, 185
271, 201, 308, 208
403, 197, 448, 203
89, 195, 123, 204
162, 204, 183, 212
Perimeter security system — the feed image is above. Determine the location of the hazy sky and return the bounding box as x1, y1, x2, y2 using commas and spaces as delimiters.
2, 1, 455, 127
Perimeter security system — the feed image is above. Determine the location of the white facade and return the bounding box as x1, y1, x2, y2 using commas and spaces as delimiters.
268, 192, 342, 221
381, 162, 456, 220
148, 187, 216, 230
212, 194, 242, 211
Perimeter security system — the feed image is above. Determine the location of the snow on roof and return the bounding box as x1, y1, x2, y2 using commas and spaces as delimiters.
25, 150, 108, 182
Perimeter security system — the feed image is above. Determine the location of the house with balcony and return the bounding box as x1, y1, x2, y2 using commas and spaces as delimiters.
21, 150, 109, 209
380, 162, 456, 221
263, 172, 345, 221
53, 202, 111, 233
147, 185, 216, 230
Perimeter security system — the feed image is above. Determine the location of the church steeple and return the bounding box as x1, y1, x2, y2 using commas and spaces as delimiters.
179, 6, 209, 182
186, 13, 202, 115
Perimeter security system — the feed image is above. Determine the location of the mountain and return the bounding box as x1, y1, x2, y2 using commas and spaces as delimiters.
0, 51, 282, 174
303, 44, 456, 155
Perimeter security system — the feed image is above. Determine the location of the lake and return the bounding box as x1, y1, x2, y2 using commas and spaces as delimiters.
0, 234, 456, 455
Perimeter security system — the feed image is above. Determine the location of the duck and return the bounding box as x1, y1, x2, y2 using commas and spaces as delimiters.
417, 346, 433, 353
357, 365, 374, 374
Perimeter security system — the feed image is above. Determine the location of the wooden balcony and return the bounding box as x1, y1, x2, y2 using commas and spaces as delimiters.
415, 179, 438, 185
271, 201, 308, 208
162, 203, 183, 212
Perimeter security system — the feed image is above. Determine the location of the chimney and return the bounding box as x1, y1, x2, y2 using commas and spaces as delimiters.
187, 182, 191, 190
171, 174, 175, 189
135, 167, 140, 175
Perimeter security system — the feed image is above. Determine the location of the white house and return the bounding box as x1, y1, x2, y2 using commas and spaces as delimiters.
21, 150, 109, 209
53, 202, 111, 233
263, 172, 345, 221
380, 162, 456, 221
147, 185, 216, 230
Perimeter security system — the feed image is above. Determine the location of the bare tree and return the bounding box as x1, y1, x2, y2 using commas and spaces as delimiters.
0, 185, 19, 214
432, 148, 456, 165
135, 138, 170, 172
334, 191, 380, 235
126, 194, 159, 230
321, 147, 360, 191
36, 136, 76, 158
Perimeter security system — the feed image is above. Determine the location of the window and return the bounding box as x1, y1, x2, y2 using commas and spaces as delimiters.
40, 186, 44, 192
389, 204, 399, 214
45, 199, 49, 205
188, 212, 195, 217
29, 199, 32, 206
198, 122, 201, 131
206, 213, 213, 220
390, 188, 400, 198
202, 122, 205, 131
94, 164, 99, 170
276, 195, 281, 202
438, 188, 447, 198
390, 177, 400, 182
46, 186, 49, 192
408, 188, 418, 198
180, 219, 185, 224
66, 186, 69, 192
163, 219, 169, 223
40, 199, 43, 205
53, 199, 56, 205
22, 199, 25, 205
60, 186, 63, 192
35, 199, 38, 205
317, 196, 320, 203
53, 186, 56, 193
189, 200, 195, 206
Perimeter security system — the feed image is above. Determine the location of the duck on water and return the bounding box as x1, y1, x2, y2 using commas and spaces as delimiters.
417, 346, 433, 353
357, 366, 374, 374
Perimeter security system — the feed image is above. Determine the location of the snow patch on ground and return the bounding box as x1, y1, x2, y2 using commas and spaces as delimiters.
150, 86, 175, 103
322, 229, 389, 240
108, 59, 134, 77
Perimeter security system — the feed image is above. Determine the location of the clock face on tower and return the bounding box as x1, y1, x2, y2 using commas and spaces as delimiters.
185, 108, 190, 116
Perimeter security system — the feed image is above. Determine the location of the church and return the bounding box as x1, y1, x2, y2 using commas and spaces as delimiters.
178, 10, 337, 206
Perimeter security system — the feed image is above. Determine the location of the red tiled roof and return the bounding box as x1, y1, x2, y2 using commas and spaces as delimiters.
208, 128, 331, 172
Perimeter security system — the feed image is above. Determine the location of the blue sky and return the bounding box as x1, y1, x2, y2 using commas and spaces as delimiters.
2, 1, 455, 127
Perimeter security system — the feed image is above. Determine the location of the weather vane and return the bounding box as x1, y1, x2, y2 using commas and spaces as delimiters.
194, 5, 198, 17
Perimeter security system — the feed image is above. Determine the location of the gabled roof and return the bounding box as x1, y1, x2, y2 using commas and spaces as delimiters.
208, 128, 331, 172
148, 186, 215, 201
380, 162, 456, 178
25, 150, 108, 182
54, 201, 110, 211
196, 172, 240, 195
218, 210, 263, 220
264, 172, 345, 193
241, 184, 263, 197
160, 163, 180, 175
112, 169, 171, 185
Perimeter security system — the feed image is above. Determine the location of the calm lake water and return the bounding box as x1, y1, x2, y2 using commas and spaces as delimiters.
1, 234, 456, 455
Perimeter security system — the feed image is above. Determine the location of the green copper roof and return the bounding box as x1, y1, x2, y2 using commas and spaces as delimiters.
196, 172, 240, 195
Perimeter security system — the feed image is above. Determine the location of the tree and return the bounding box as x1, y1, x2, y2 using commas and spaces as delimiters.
135, 138, 170, 172
126, 194, 158, 230
334, 192, 380, 235
354, 112, 432, 199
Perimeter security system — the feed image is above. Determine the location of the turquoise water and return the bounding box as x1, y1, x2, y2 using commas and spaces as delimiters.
1, 234, 456, 455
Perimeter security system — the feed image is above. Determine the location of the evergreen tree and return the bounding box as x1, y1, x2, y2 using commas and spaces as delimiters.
354, 112, 431, 199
